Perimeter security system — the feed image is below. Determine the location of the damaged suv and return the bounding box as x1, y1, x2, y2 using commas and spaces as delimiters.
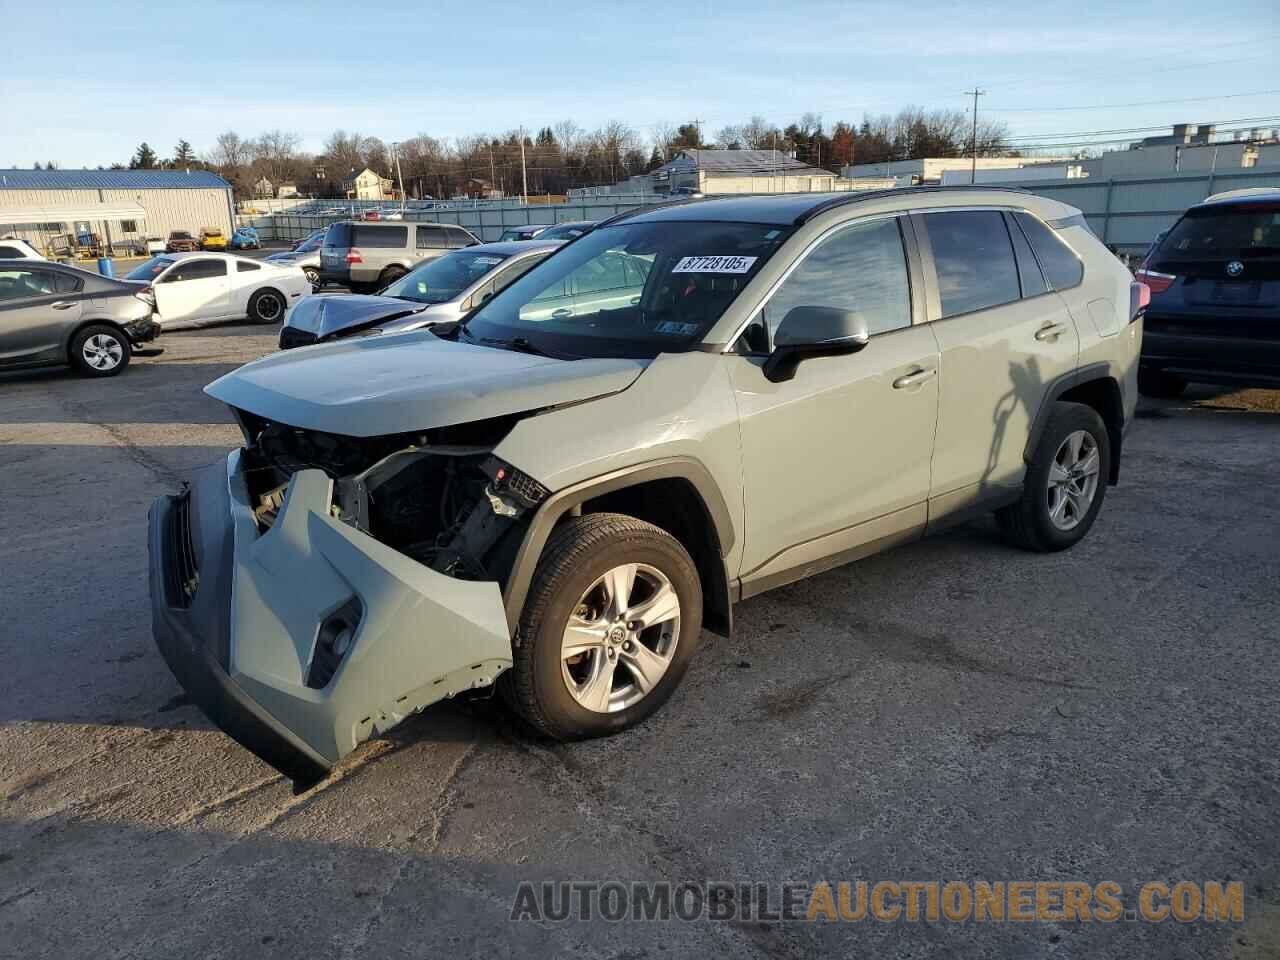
149, 188, 1143, 789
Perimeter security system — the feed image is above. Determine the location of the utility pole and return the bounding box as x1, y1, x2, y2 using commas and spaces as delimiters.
391, 142, 406, 211
964, 88, 986, 184
519, 126, 528, 205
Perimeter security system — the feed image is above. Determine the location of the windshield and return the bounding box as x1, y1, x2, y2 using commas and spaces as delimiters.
459, 220, 788, 359
126, 256, 174, 280
381, 248, 512, 303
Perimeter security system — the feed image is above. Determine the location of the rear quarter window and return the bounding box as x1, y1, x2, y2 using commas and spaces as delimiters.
1014, 212, 1084, 291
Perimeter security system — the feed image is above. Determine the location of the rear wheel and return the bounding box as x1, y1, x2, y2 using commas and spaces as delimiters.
502, 513, 702, 740
247, 288, 286, 325
378, 265, 407, 289
1138, 369, 1187, 398
303, 267, 320, 291
69, 324, 131, 377
997, 402, 1110, 552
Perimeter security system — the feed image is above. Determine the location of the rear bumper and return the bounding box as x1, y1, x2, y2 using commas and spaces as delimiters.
147, 452, 512, 787
1141, 329, 1280, 385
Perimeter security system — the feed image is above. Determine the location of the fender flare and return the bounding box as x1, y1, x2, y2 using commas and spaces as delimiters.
501, 457, 735, 633
1024, 360, 1125, 484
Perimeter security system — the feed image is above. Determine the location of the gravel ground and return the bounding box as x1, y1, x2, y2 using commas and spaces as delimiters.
1, 326, 1277, 958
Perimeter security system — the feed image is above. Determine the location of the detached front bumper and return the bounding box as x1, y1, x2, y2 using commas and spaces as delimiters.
148, 451, 513, 788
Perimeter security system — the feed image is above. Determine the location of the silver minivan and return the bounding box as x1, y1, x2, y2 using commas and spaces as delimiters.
319, 220, 478, 292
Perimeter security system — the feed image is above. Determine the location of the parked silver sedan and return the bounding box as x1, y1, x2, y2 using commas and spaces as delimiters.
278, 240, 561, 348
265, 230, 326, 290
0, 259, 159, 377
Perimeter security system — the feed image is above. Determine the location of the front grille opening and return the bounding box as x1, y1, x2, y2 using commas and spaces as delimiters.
170, 491, 200, 607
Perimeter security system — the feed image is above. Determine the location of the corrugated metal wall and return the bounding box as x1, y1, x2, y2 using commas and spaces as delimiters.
0, 187, 233, 249
1006, 168, 1280, 253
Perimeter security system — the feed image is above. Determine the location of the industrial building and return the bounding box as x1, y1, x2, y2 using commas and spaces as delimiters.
841, 156, 1074, 186
0, 168, 235, 256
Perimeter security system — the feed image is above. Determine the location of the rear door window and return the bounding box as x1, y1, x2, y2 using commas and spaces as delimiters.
355, 225, 408, 248
1004, 212, 1048, 298
0, 268, 58, 301
924, 211, 1021, 318
416, 225, 448, 249
0, 245, 24, 258
1013, 212, 1083, 290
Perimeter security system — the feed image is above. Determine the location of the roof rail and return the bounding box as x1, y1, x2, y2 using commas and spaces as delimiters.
594, 195, 709, 228
794, 184, 1032, 225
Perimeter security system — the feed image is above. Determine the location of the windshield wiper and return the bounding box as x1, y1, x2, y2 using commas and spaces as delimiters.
478, 335, 574, 360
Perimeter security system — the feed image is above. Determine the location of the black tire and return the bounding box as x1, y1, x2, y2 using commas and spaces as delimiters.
247, 288, 286, 325
378, 265, 407, 289
69, 324, 131, 378
502, 513, 702, 740
1138, 368, 1187, 399
303, 267, 320, 291
997, 401, 1111, 552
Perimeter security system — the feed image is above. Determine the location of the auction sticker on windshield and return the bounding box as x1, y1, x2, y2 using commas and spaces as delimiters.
672, 255, 758, 274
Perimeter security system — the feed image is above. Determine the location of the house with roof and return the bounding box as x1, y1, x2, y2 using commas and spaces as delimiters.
0, 167, 235, 252
342, 168, 395, 201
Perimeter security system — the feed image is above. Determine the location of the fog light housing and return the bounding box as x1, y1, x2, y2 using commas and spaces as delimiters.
307, 597, 362, 689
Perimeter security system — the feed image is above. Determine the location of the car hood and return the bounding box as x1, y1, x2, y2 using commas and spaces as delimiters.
284, 294, 443, 340
205, 331, 646, 437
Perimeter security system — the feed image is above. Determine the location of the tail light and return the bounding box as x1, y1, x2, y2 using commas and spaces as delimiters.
345, 249, 363, 264
134, 285, 156, 308
1135, 267, 1175, 295
1129, 281, 1151, 323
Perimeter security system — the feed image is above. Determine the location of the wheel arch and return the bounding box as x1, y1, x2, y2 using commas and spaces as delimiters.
502, 458, 736, 638
62, 316, 133, 362
1024, 362, 1125, 485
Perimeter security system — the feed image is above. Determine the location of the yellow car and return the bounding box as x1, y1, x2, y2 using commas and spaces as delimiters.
199, 228, 228, 251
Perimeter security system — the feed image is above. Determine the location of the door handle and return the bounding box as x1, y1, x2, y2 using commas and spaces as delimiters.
892, 367, 937, 389
50, 301, 75, 310
551, 308, 572, 318
1035, 322, 1067, 341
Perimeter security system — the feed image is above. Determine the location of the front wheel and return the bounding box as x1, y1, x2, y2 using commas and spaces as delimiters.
247, 288, 285, 325
502, 513, 702, 740
997, 401, 1110, 552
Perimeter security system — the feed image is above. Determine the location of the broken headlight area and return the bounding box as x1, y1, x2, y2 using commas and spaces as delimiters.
233, 409, 547, 585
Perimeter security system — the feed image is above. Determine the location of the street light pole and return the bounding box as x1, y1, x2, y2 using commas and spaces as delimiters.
964, 88, 986, 184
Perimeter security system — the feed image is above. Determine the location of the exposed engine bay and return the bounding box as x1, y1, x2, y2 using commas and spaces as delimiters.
233, 407, 548, 585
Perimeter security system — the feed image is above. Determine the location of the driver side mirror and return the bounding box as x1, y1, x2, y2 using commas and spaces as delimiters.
762, 306, 870, 383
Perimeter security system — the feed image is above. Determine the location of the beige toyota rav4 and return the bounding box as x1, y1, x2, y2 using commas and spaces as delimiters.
150, 187, 1144, 787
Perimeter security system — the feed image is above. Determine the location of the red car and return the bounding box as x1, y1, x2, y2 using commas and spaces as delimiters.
165, 230, 199, 253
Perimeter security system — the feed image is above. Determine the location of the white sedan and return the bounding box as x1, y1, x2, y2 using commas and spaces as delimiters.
123, 252, 309, 327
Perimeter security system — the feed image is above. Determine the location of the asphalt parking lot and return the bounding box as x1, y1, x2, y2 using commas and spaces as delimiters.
1, 326, 1278, 958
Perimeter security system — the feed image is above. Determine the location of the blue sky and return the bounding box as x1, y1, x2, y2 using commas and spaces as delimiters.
2, 0, 1278, 167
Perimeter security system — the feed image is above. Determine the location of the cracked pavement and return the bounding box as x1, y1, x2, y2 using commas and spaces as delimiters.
1, 327, 1278, 958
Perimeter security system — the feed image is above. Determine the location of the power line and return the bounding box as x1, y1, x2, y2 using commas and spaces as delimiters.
987, 89, 1280, 113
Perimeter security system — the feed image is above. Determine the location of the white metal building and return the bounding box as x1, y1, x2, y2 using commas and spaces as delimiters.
0, 168, 235, 254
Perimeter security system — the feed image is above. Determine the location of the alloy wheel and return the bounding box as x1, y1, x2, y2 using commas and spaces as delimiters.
82, 334, 124, 371
561, 563, 681, 713
1046, 430, 1100, 531
256, 293, 283, 321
